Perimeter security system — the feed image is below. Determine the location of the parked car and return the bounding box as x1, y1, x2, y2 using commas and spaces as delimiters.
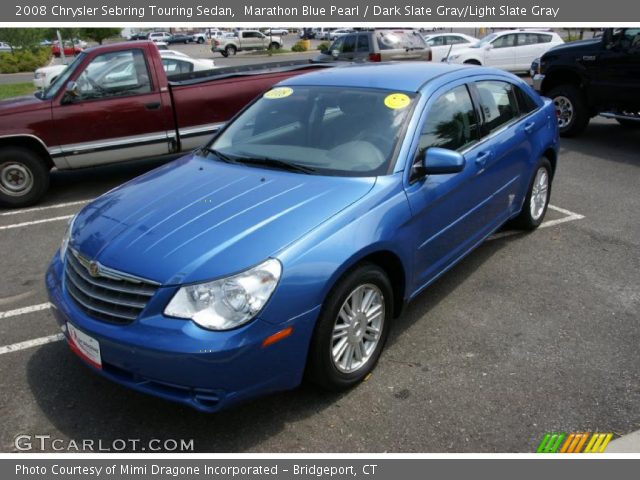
33, 64, 68, 90
0, 42, 12, 52
205, 29, 225, 40
317, 28, 336, 41
445, 29, 564, 72
264, 28, 289, 36
533, 27, 640, 136
0, 41, 329, 207
148, 32, 172, 43
51, 41, 83, 57
128, 32, 149, 41
212, 30, 282, 57
73, 39, 89, 49
167, 34, 194, 44
191, 32, 208, 44
328, 28, 355, 41
46, 62, 559, 412
161, 54, 216, 76
423, 32, 479, 62
314, 29, 431, 63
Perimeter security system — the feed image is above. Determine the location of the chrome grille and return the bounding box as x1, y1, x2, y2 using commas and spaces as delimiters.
64, 249, 160, 325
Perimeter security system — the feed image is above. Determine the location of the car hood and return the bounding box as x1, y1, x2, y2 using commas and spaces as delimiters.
70, 154, 376, 285
542, 38, 601, 58
0, 95, 47, 116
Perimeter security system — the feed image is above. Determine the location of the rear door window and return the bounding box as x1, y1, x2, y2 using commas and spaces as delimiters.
342, 35, 356, 53
474, 81, 520, 133
377, 31, 427, 50
356, 34, 370, 53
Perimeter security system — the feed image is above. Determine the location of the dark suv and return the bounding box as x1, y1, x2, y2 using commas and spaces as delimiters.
314, 29, 431, 63
534, 28, 640, 136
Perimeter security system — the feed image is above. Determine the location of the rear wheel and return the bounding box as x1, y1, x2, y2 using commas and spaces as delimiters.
0, 147, 50, 208
225, 45, 237, 56
269, 42, 280, 50
307, 263, 393, 390
512, 158, 552, 230
548, 84, 589, 137
464, 59, 481, 65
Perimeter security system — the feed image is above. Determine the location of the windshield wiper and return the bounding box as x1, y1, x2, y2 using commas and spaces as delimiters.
201, 147, 237, 164
233, 156, 317, 174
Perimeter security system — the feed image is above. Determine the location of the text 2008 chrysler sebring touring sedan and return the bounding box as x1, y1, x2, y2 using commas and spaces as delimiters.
47, 63, 559, 412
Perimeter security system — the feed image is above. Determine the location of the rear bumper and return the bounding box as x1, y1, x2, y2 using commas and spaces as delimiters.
46, 252, 320, 412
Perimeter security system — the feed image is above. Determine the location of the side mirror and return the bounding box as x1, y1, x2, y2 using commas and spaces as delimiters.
331, 49, 339, 59
422, 148, 466, 175
62, 81, 80, 103
484, 43, 493, 50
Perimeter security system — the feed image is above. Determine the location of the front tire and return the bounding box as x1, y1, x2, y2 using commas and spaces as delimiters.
0, 147, 50, 208
548, 84, 589, 137
512, 158, 552, 230
307, 263, 393, 391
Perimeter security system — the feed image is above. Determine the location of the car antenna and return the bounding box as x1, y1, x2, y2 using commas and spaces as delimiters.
445, 43, 454, 63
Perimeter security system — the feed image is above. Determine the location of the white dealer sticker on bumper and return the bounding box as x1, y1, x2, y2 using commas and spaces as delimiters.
67, 323, 102, 369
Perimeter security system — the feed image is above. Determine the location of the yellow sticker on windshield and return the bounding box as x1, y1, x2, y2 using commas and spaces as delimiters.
264, 87, 293, 99
384, 93, 411, 110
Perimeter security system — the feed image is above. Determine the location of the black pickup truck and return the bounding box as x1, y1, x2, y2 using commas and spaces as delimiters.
533, 28, 640, 136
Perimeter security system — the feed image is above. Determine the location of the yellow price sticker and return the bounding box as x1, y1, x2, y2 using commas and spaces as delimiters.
264, 87, 294, 99
384, 93, 411, 110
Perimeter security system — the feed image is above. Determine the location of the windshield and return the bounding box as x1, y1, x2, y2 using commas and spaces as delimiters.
42, 53, 85, 99
473, 33, 499, 47
207, 86, 416, 177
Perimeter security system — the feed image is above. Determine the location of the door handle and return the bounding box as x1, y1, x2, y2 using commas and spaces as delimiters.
475, 151, 492, 167
523, 122, 535, 134
144, 102, 161, 110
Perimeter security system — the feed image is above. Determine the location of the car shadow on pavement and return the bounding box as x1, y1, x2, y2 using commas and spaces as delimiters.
25, 223, 527, 453
559, 119, 640, 167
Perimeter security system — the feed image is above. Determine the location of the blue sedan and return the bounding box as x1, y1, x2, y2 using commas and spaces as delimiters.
46, 63, 559, 411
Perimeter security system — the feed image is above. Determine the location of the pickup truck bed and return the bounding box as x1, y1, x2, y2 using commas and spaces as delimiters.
0, 41, 330, 207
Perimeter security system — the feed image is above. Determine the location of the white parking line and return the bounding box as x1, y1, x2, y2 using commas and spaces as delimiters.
0, 334, 64, 356
0, 214, 74, 231
486, 204, 584, 241
0, 302, 51, 319
0, 199, 91, 217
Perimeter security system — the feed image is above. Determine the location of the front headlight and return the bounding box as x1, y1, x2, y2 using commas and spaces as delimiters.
34, 72, 45, 79
164, 258, 282, 331
60, 215, 77, 261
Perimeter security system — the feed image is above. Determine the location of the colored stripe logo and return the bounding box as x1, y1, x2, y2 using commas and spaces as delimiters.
537, 433, 613, 453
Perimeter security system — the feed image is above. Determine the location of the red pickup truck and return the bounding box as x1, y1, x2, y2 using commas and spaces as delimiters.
0, 41, 329, 207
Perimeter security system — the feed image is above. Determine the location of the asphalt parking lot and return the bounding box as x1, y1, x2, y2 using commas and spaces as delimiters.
0, 105, 638, 451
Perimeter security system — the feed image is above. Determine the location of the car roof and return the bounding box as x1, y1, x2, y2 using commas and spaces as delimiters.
280, 62, 488, 93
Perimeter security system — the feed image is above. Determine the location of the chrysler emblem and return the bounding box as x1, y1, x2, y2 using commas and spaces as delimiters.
88, 261, 100, 277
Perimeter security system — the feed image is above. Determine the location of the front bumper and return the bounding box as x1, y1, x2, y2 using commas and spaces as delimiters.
46, 252, 320, 412
532, 74, 545, 92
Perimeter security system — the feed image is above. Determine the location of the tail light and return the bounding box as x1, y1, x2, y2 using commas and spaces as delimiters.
214, 40, 220, 47
427, 50, 432, 61
368, 53, 381, 62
